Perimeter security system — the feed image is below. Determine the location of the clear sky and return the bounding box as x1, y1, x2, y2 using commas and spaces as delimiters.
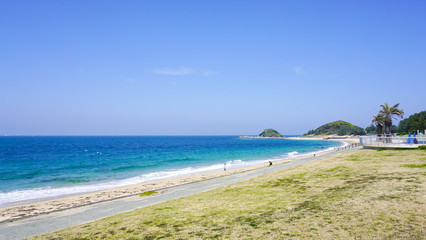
1, 1, 425, 135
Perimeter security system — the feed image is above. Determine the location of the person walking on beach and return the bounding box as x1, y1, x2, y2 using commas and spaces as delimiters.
224, 163, 227, 171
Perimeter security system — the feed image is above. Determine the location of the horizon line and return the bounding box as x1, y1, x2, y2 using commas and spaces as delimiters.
0, 134, 303, 137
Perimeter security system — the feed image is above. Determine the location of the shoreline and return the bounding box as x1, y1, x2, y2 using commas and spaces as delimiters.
238, 136, 287, 139
287, 135, 360, 144
239, 135, 360, 144
0, 138, 359, 223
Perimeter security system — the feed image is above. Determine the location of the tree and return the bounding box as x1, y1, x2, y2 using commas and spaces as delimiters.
379, 103, 404, 135
365, 124, 376, 134
305, 129, 315, 135
398, 111, 426, 134
390, 125, 398, 133
371, 114, 385, 136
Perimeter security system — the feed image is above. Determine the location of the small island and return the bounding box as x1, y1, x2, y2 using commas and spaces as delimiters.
259, 128, 283, 137
239, 128, 285, 139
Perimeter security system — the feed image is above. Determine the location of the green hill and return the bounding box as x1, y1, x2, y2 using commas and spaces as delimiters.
398, 111, 426, 134
259, 128, 283, 137
305, 120, 365, 136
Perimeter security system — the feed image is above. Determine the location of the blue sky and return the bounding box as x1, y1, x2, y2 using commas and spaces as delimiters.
1, 1, 425, 135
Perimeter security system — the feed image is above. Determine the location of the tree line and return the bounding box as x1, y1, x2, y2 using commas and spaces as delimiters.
368, 103, 425, 135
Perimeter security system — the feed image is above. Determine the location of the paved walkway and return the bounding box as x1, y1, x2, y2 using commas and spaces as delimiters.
0, 147, 361, 240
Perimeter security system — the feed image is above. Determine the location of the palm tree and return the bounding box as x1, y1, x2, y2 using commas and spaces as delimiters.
379, 103, 404, 135
372, 114, 385, 136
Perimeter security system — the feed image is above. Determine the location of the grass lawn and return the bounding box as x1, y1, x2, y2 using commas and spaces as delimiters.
31, 149, 425, 239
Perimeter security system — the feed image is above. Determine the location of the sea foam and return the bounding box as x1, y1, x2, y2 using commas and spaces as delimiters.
0, 158, 269, 206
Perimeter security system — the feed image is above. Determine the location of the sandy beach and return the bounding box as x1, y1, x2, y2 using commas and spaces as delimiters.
240, 135, 360, 144
0, 138, 360, 223
287, 135, 360, 144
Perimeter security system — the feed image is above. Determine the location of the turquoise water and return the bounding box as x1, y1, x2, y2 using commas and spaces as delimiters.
0, 136, 341, 205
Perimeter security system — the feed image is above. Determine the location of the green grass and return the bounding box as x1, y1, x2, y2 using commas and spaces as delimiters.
401, 164, 426, 169
418, 145, 426, 150
138, 191, 158, 197
31, 149, 425, 240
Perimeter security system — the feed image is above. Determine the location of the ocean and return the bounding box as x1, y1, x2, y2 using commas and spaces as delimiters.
0, 136, 342, 206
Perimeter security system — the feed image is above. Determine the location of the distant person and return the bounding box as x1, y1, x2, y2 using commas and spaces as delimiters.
269, 161, 273, 166
224, 163, 227, 171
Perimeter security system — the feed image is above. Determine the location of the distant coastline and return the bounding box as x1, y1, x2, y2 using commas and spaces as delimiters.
288, 135, 360, 144
238, 136, 287, 139
239, 135, 360, 144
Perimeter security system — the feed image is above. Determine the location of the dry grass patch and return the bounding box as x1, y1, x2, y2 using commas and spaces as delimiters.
31, 149, 425, 239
